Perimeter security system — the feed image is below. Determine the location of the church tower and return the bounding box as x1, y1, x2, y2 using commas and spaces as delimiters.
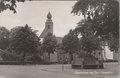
40, 12, 53, 38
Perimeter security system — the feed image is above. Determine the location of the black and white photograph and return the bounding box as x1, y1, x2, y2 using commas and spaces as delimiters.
0, 0, 119, 78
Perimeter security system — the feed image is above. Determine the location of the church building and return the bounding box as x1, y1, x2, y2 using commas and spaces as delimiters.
39, 12, 118, 63
39, 12, 53, 38
39, 12, 63, 43
39, 12, 63, 63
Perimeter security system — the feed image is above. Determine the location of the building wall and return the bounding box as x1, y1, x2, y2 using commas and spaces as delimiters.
113, 52, 119, 60
103, 46, 113, 60
42, 52, 58, 63
50, 52, 57, 62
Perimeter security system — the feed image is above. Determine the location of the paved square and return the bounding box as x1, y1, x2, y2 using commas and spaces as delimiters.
0, 62, 119, 78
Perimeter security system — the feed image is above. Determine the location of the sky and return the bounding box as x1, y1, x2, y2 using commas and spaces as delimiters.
0, 1, 84, 37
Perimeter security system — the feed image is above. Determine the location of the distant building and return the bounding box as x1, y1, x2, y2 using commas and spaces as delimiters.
101, 41, 119, 61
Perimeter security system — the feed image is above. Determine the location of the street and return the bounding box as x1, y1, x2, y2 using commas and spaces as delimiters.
0, 63, 119, 78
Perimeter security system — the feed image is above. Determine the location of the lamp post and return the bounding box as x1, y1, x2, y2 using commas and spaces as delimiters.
61, 50, 64, 72
62, 53, 64, 72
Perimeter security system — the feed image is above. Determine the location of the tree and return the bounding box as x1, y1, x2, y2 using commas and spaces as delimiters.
0, 48, 21, 61
0, 0, 31, 13
0, 26, 10, 50
61, 29, 80, 63
0, 26, 23, 61
8, 24, 40, 61
9, 26, 22, 39
71, 0, 119, 52
80, 34, 101, 55
72, 19, 102, 57
41, 33, 57, 63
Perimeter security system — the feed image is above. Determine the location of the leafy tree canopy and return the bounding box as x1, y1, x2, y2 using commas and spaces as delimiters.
61, 29, 80, 62
80, 33, 102, 54
41, 33, 57, 62
41, 33, 57, 54
8, 24, 40, 61
0, 26, 10, 50
71, 0, 119, 52
0, 0, 31, 13
62, 29, 80, 54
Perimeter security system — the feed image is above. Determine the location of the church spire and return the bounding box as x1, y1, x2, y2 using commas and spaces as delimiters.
40, 12, 53, 38
47, 11, 52, 19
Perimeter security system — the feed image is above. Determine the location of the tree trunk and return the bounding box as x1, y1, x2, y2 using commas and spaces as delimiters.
48, 53, 50, 63
69, 53, 73, 64
23, 52, 26, 62
81, 58, 84, 69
